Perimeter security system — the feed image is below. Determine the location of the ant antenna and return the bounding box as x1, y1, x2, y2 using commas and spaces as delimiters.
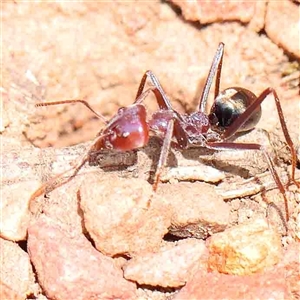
36, 99, 108, 125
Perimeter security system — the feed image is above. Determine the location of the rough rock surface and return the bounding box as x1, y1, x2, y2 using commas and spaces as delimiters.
207, 218, 283, 275
175, 241, 300, 300
29, 173, 88, 237
158, 182, 230, 239
0, 238, 37, 299
171, 0, 300, 58
79, 174, 171, 257
123, 238, 208, 287
27, 216, 137, 300
170, 0, 266, 31
280, 242, 300, 298
173, 268, 288, 300
1, 181, 39, 241
265, 0, 300, 59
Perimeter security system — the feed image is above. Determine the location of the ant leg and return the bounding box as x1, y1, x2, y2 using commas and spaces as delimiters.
36, 99, 108, 124
28, 156, 88, 213
267, 202, 288, 235
152, 119, 175, 192
135, 71, 190, 148
206, 141, 290, 222
137, 43, 225, 113
146, 119, 174, 208
28, 133, 108, 214
199, 42, 224, 113
221, 88, 299, 188
134, 70, 173, 110
134, 86, 160, 105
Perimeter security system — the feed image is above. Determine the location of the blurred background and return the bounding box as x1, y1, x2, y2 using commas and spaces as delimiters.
2, 0, 299, 149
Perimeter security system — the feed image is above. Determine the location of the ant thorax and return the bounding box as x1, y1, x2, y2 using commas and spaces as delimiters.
180, 111, 210, 145
149, 109, 177, 137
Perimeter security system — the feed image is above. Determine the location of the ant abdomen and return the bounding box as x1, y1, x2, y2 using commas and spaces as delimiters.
209, 87, 262, 133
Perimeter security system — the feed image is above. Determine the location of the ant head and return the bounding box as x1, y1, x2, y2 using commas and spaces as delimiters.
94, 104, 149, 152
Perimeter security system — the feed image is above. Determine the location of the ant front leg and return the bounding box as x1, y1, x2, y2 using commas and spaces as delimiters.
152, 119, 175, 191
28, 132, 110, 214
135, 72, 186, 201
147, 118, 175, 207
219, 88, 299, 189
135, 70, 174, 110
136, 70, 190, 148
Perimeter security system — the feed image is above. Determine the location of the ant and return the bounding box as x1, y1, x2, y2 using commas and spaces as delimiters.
29, 43, 299, 223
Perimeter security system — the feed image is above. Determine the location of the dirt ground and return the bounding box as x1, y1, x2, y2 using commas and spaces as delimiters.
1, 1, 300, 300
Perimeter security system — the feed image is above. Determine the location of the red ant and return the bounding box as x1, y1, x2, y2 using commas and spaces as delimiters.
29, 43, 299, 223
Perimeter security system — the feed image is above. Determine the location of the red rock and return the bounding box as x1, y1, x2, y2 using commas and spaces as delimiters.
170, 0, 266, 31
27, 216, 136, 300
124, 238, 208, 287
0, 282, 23, 300
0, 238, 37, 299
30, 173, 88, 237
158, 182, 230, 239
79, 174, 171, 257
174, 268, 288, 300
279, 242, 300, 299
207, 218, 282, 275
1, 180, 40, 241
265, 0, 300, 59
176, 241, 300, 299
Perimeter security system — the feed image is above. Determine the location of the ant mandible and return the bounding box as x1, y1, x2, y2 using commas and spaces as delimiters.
29, 43, 299, 222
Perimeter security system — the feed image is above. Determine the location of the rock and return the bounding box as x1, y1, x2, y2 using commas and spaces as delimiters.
279, 242, 300, 299
27, 216, 136, 300
207, 218, 283, 275
265, 0, 300, 59
0, 90, 10, 133
175, 241, 300, 299
169, 0, 266, 31
0, 181, 39, 241
0, 238, 37, 299
161, 164, 225, 183
124, 238, 208, 287
30, 173, 87, 237
79, 174, 171, 257
295, 206, 300, 241
174, 268, 288, 300
158, 182, 230, 239
0, 282, 23, 300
